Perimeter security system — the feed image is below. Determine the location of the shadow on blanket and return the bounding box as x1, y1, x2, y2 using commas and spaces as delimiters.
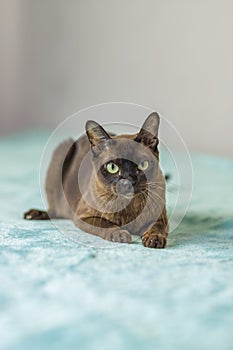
168, 213, 233, 248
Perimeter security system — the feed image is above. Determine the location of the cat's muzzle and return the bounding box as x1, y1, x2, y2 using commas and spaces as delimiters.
115, 179, 134, 196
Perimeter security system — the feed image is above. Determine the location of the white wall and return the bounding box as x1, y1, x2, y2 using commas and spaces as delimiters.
0, 0, 23, 134
1, 0, 233, 156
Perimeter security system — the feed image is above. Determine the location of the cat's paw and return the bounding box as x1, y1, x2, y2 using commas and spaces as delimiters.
24, 209, 50, 220
141, 231, 167, 249
104, 229, 132, 244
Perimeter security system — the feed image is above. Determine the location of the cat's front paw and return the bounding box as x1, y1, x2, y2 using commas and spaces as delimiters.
141, 231, 167, 249
104, 229, 132, 244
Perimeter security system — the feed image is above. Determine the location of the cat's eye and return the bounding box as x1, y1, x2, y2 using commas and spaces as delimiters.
106, 162, 119, 174
138, 160, 149, 171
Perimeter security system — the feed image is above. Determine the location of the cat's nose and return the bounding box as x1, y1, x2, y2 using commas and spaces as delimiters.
116, 179, 134, 196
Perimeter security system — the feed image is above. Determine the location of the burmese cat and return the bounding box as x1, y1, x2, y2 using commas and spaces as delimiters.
24, 112, 169, 248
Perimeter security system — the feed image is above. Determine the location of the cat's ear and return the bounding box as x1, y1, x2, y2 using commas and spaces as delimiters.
86, 120, 111, 148
134, 112, 160, 152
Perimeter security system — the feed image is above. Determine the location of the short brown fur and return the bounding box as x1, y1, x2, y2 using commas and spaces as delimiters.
24, 113, 169, 248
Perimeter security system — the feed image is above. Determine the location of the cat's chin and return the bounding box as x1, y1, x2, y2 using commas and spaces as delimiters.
112, 188, 142, 200
110, 187, 134, 200
120, 193, 134, 199
115, 192, 135, 201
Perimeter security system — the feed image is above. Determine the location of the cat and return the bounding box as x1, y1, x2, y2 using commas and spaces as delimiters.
24, 112, 169, 248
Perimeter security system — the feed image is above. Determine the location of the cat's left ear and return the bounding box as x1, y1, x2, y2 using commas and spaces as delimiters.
134, 112, 160, 152
86, 120, 111, 149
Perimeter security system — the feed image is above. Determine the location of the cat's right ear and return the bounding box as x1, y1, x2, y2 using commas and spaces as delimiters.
86, 120, 111, 149
134, 112, 160, 153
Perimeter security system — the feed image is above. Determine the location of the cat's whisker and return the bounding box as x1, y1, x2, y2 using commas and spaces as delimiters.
146, 190, 166, 210
146, 181, 165, 184
141, 182, 176, 195
147, 181, 179, 192
148, 185, 172, 195
148, 189, 165, 203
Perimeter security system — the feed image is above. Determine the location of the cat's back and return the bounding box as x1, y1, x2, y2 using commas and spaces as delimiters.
46, 133, 91, 218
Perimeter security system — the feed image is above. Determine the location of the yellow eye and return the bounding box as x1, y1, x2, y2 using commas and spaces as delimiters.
106, 162, 119, 174
138, 160, 149, 171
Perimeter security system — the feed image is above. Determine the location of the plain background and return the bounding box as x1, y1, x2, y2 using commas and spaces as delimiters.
1, 0, 233, 156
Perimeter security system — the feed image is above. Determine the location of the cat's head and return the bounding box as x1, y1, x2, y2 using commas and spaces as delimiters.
86, 112, 162, 198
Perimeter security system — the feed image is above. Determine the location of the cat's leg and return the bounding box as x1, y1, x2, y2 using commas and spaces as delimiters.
74, 216, 132, 243
141, 208, 168, 249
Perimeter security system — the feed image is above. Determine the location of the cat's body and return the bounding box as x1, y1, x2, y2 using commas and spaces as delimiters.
25, 113, 169, 248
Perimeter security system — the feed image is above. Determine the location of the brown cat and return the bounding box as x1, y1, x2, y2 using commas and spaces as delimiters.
24, 112, 169, 248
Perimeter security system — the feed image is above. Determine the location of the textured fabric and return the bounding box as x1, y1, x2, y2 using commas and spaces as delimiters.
0, 131, 233, 350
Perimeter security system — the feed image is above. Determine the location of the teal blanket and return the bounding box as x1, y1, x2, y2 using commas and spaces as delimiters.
0, 131, 233, 350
